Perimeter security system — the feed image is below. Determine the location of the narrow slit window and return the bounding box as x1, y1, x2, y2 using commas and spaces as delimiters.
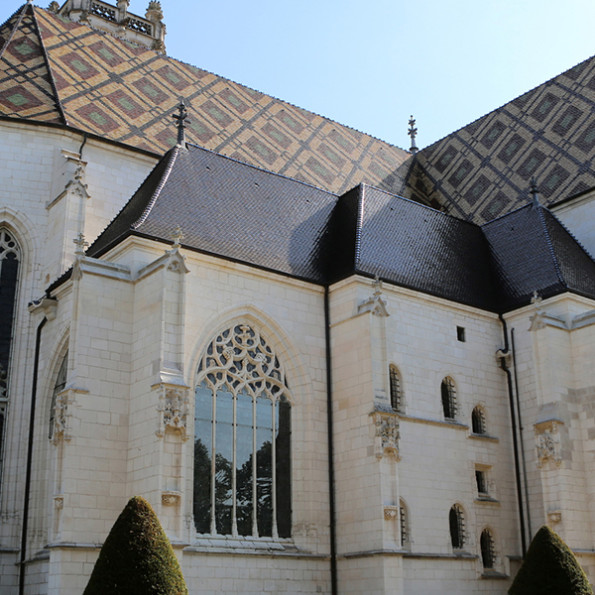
480, 528, 496, 569
471, 406, 486, 434
389, 365, 403, 412
449, 504, 465, 549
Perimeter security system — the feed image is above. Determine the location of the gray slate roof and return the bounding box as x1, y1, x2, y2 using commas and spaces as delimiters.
86, 142, 595, 313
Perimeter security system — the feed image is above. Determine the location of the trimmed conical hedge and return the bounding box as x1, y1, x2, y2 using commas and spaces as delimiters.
84, 496, 188, 595
509, 525, 593, 595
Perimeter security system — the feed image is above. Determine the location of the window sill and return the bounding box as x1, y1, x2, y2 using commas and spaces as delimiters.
474, 496, 500, 506
481, 570, 508, 579
469, 433, 499, 443
185, 535, 321, 558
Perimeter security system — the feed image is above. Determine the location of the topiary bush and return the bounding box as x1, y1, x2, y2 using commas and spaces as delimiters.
84, 496, 188, 595
509, 525, 593, 595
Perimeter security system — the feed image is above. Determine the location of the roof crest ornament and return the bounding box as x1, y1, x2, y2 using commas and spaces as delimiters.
73, 232, 88, 257
173, 100, 188, 147
171, 225, 184, 247
530, 177, 541, 207
408, 116, 418, 154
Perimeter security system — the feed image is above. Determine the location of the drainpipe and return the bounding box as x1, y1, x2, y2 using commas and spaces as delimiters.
498, 314, 527, 557
511, 328, 532, 538
19, 315, 47, 595
324, 286, 338, 594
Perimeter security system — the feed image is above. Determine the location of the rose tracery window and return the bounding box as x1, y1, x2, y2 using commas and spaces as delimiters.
194, 324, 291, 539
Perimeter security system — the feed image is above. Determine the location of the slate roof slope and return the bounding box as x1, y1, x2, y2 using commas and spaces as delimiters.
87, 142, 338, 282
482, 202, 595, 310
329, 185, 500, 310
0, 3, 412, 199
404, 55, 595, 223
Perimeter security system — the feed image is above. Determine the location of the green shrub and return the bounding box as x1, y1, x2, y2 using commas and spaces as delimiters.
84, 496, 188, 595
509, 525, 593, 595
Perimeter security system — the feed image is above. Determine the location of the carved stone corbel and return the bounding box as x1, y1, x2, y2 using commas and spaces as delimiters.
535, 419, 563, 468
358, 277, 389, 317
371, 410, 400, 460
156, 385, 190, 440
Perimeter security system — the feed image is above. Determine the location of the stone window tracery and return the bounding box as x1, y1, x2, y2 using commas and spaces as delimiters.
49, 353, 68, 440
194, 324, 291, 539
0, 228, 21, 487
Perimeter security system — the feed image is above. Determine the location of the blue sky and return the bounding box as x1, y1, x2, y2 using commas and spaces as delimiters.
5, 1, 595, 149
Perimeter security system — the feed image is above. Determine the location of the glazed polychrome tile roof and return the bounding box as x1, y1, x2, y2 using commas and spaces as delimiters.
2, 3, 595, 223
0, 3, 413, 198
401, 56, 595, 223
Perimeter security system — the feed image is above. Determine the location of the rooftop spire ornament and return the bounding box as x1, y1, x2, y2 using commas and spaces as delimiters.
408, 115, 418, 154
173, 100, 188, 146
530, 177, 540, 207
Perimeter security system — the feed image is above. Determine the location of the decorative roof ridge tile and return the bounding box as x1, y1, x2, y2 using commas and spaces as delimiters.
534, 202, 565, 289
131, 145, 180, 230
354, 184, 365, 270
0, 3, 29, 59
30, 5, 67, 125
417, 53, 595, 154
183, 142, 338, 198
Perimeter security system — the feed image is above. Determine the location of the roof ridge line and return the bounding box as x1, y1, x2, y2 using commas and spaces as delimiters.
354, 184, 365, 269
30, 6, 68, 125
132, 146, 180, 230
0, 3, 29, 60
535, 203, 566, 289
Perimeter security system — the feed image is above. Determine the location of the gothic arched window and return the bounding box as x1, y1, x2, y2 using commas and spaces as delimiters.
472, 405, 486, 434
0, 229, 20, 402
449, 504, 465, 549
194, 324, 291, 539
399, 498, 409, 547
49, 352, 68, 440
389, 364, 403, 412
441, 377, 457, 420
480, 528, 496, 569
0, 229, 21, 483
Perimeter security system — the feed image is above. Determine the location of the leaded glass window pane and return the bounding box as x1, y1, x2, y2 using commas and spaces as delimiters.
194, 324, 291, 538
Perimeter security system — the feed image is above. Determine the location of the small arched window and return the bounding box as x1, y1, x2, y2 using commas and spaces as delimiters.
480, 528, 496, 569
389, 365, 403, 412
449, 504, 465, 549
49, 353, 68, 440
441, 377, 457, 420
399, 498, 409, 547
472, 406, 486, 434
194, 324, 291, 539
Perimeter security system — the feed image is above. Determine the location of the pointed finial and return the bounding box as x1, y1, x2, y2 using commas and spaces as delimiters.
171, 225, 184, 247
408, 115, 418, 154
73, 233, 88, 256
530, 178, 540, 207
373, 274, 383, 297
172, 100, 189, 146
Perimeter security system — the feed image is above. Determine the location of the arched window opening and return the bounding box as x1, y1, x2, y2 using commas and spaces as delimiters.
472, 406, 486, 434
0, 228, 21, 486
399, 498, 409, 547
480, 528, 496, 569
49, 353, 68, 439
389, 365, 403, 412
441, 377, 457, 420
0, 228, 21, 402
449, 504, 465, 549
194, 324, 291, 539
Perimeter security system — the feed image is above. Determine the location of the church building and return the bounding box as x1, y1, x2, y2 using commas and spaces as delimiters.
1, 1, 595, 593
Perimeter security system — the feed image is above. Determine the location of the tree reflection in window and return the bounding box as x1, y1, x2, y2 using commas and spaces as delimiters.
194, 324, 291, 538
